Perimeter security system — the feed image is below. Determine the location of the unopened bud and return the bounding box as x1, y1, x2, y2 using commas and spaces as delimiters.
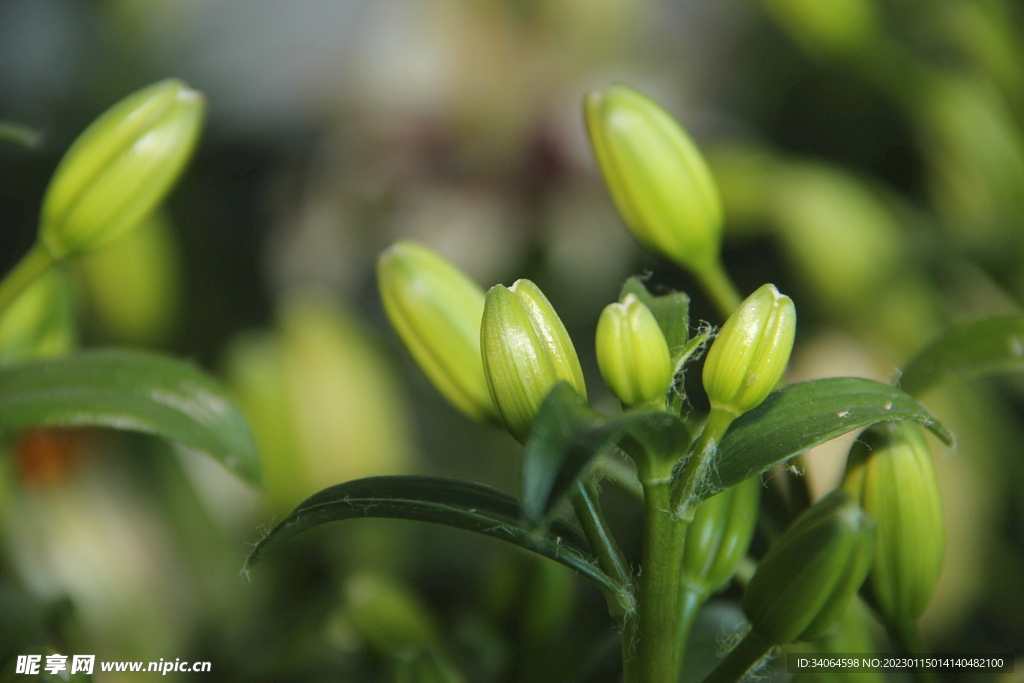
843, 422, 944, 624
744, 489, 876, 644
0, 268, 75, 363
682, 475, 761, 596
702, 284, 796, 416
596, 294, 673, 408
39, 79, 204, 259
481, 280, 586, 442
585, 84, 723, 276
378, 241, 495, 422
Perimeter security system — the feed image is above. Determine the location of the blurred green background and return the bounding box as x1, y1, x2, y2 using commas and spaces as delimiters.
1, 0, 1023, 680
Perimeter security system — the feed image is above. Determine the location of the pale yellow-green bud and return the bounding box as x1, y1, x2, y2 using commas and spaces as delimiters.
0, 267, 76, 364
843, 422, 944, 624
744, 489, 877, 644
702, 284, 796, 416
596, 293, 672, 408
481, 280, 586, 443
378, 241, 496, 422
585, 84, 723, 276
39, 78, 204, 259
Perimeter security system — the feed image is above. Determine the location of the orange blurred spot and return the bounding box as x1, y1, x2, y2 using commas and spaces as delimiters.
16, 428, 87, 485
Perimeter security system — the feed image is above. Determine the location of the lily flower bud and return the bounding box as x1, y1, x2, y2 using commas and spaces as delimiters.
843, 422, 944, 624
596, 293, 673, 408
481, 279, 586, 443
702, 284, 796, 416
585, 84, 723, 276
744, 489, 877, 644
682, 475, 761, 596
378, 241, 496, 422
39, 79, 204, 259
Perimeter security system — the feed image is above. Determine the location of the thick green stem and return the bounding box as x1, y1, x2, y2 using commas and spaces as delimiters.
670, 408, 737, 520
889, 619, 937, 683
631, 476, 689, 683
702, 629, 773, 683
0, 242, 55, 316
695, 259, 742, 319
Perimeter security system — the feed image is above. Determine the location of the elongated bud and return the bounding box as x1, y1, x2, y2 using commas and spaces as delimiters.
744, 489, 876, 644
842, 422, 944, 624
682, 476, 761, 596
596, 294, 673, 408
0, 268, 76, 364
39, 79, 204, 259
585, 84, 723, 276
481, 280, 586, 442
703, 284, 796, 416
378, 241, 496, 422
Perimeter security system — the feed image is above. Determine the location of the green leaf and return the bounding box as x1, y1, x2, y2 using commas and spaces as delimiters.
244, 475, 625, 600
899, 315, 1024, 396
708, 378, 950, 499
0, 349, 260, 485
620, 277, 690, 363
522, 382, 689, 522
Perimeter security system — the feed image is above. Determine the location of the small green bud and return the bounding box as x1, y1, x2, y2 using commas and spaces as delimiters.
682, 475, 761, 596
0, 268, 76, 364
585, 84, 723, 275
759, 0, 879, 58
744, 490, 877, 644
378, 241, 496, 422
596, 293, 673, 408
39, 79, 204, 259
343, 573, 440, 655
843, 422, 944, 624
481, 279, 586, 442
702, 283, 796, 416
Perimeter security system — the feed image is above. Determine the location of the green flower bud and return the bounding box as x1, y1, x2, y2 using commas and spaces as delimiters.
378, 241, 496, 422
585, 84, 723, 276
596, 293, 673, 408
0, 268, 76, 364
744, 490, 877, 644
702, 284, 796, 416
842, 422, 944, 624
682, 475, 761, 596
759, 0, 879, 58
39, 79, 204, 259
481, 279, 586, 442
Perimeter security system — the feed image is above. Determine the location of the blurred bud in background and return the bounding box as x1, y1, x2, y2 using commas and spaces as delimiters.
224, 292, 414, 513
378, 241, 495, 423
756, 0, 879, 59
39, 79, 204, 259
481, 280, 586, 443
770, 163, 905, 312
0, 268, 76, 364
76, 211, 182, 347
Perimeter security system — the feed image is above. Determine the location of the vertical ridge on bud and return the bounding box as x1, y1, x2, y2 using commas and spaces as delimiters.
585, 84, 723, 276
596, 293, 673, 408
481, 279, 585, 442
378, 241, 495, 423
703, 284, 796, 416
682, 475, 761, 596
843, 422, 944, 624
39, 78, 205, 258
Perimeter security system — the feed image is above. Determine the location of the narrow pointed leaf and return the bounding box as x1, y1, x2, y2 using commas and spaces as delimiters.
0, 349, 260, 485
899, 315, 1024, 396
707, 378, 950, 499
245, 475, 624, 599
522, 382, 689, 522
